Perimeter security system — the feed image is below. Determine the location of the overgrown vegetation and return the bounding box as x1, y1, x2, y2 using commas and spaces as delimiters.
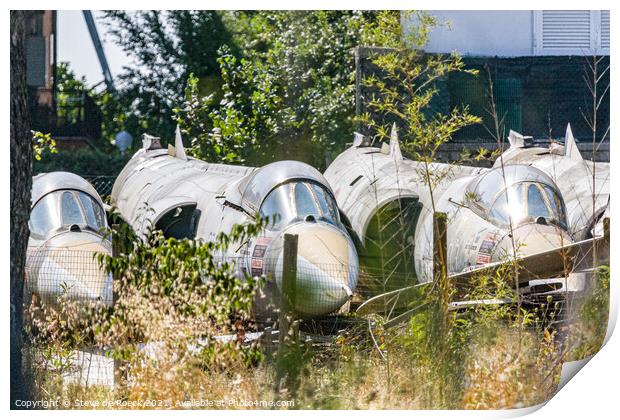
566, 266, 611, 361
25, 213, 267, 406
24, 227, 609, 409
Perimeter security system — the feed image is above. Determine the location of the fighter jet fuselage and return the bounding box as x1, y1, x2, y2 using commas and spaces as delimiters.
111, 134, 359, 318
499, 125, 610, 241
324, 132, 580, 296
26, 172, 113, 307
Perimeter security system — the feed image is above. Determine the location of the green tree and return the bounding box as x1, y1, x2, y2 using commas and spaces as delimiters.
175, 11, 379, 168
357, 11, 481, 209
55, 62, 90, 125
32, 62, 129, 178
50, 62, 120, 151
101, 11, 236, 145
175, 50, 282, 164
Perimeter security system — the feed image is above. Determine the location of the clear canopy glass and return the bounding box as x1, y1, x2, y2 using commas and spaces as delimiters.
487, 182, 567, 228
29, 193, 62, 237
467, 166, 567, 229
29, 190, 107, 237
259, 181, 340, 229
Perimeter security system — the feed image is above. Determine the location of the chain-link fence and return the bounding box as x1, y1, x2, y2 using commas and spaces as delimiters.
355, 47, 610, 162
83, 175, 116, 198
25, 247, 113, 307
24, 241, 594, 390
24, 245, 584, 324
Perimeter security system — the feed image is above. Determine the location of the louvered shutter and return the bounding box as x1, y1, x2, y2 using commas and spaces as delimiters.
534, 10, 609, 55
601, 11, 610, 51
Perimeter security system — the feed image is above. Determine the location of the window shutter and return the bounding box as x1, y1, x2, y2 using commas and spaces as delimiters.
534, 10, 609, 55
542, 10, 591, 51
601, 10, 610, 51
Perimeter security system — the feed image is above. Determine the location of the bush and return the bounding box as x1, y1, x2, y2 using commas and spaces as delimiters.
566, 266, 610, 361
24, 214, 267, 405
33, 148, 130, 178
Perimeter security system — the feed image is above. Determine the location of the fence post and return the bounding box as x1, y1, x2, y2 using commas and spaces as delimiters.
596, 216, 610, 266
280, 233, 298, 345
277, 233, 298, 392
433, 212, 449, 325
111, 224, 120, 306
110, 224, 124, 388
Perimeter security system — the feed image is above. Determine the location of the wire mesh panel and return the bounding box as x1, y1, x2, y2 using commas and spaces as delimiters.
227, 255, 418, 321
83, 175, 116, 198
355, 48, 610, 162
25, 247, 113, 307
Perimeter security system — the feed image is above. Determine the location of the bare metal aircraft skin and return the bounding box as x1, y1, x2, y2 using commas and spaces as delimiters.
26, 171, 112, 307
111, 130, 358, 318
324, 127, 584, 297
497, 124, 609, 241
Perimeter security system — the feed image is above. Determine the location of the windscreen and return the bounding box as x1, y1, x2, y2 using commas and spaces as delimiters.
259, 181, 340, 229
29, 190, 106, 237
77, 191, 107, 230
488, 182, 567, 228
29, 193, 62, 237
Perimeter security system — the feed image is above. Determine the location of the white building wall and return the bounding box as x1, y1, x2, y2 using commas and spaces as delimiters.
403, 10, 610, 57
403, 11, 534, 57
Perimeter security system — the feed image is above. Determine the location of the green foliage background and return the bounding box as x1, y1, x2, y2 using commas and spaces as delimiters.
41, 11, 383, 175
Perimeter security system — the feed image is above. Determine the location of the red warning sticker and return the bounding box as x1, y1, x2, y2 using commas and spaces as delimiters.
475, 232, 500, 266
252, 244, 267, 258
251, 258, 264, 277
256, 237, 273, 246
476, 254, 492, 265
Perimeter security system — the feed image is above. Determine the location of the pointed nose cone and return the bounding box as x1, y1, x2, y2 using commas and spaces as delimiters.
493, 223, 573, 261
28, 231, 113, 306
275, 223, 358, 317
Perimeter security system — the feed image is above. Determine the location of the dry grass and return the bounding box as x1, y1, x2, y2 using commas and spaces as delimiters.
25, 266, 610, 410
25, 316, 598, 410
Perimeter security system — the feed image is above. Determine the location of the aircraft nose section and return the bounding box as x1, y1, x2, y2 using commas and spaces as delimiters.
493, 222, 573, 260
27, 231, 113, 307
274, 223, 358, 317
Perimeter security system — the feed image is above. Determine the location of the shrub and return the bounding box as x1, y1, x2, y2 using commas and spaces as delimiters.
25, 214, 267, 404
33, 148, 130, 178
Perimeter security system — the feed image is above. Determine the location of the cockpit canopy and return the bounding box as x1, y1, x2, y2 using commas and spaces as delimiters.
238, 161, 332, 213
466, 165, 568, 229
29, 172, 107, 238
29, 190, 107, 238
259, 181, 341, 229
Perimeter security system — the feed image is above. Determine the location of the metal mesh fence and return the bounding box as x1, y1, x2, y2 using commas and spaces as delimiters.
83, 175, 116, 198
24, 246, 584, 321
25, 247, 113, 307
23, 246, 418, 322
24, 245, 593, 390
215, 255, 418, 319
355, 48, 610, 162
